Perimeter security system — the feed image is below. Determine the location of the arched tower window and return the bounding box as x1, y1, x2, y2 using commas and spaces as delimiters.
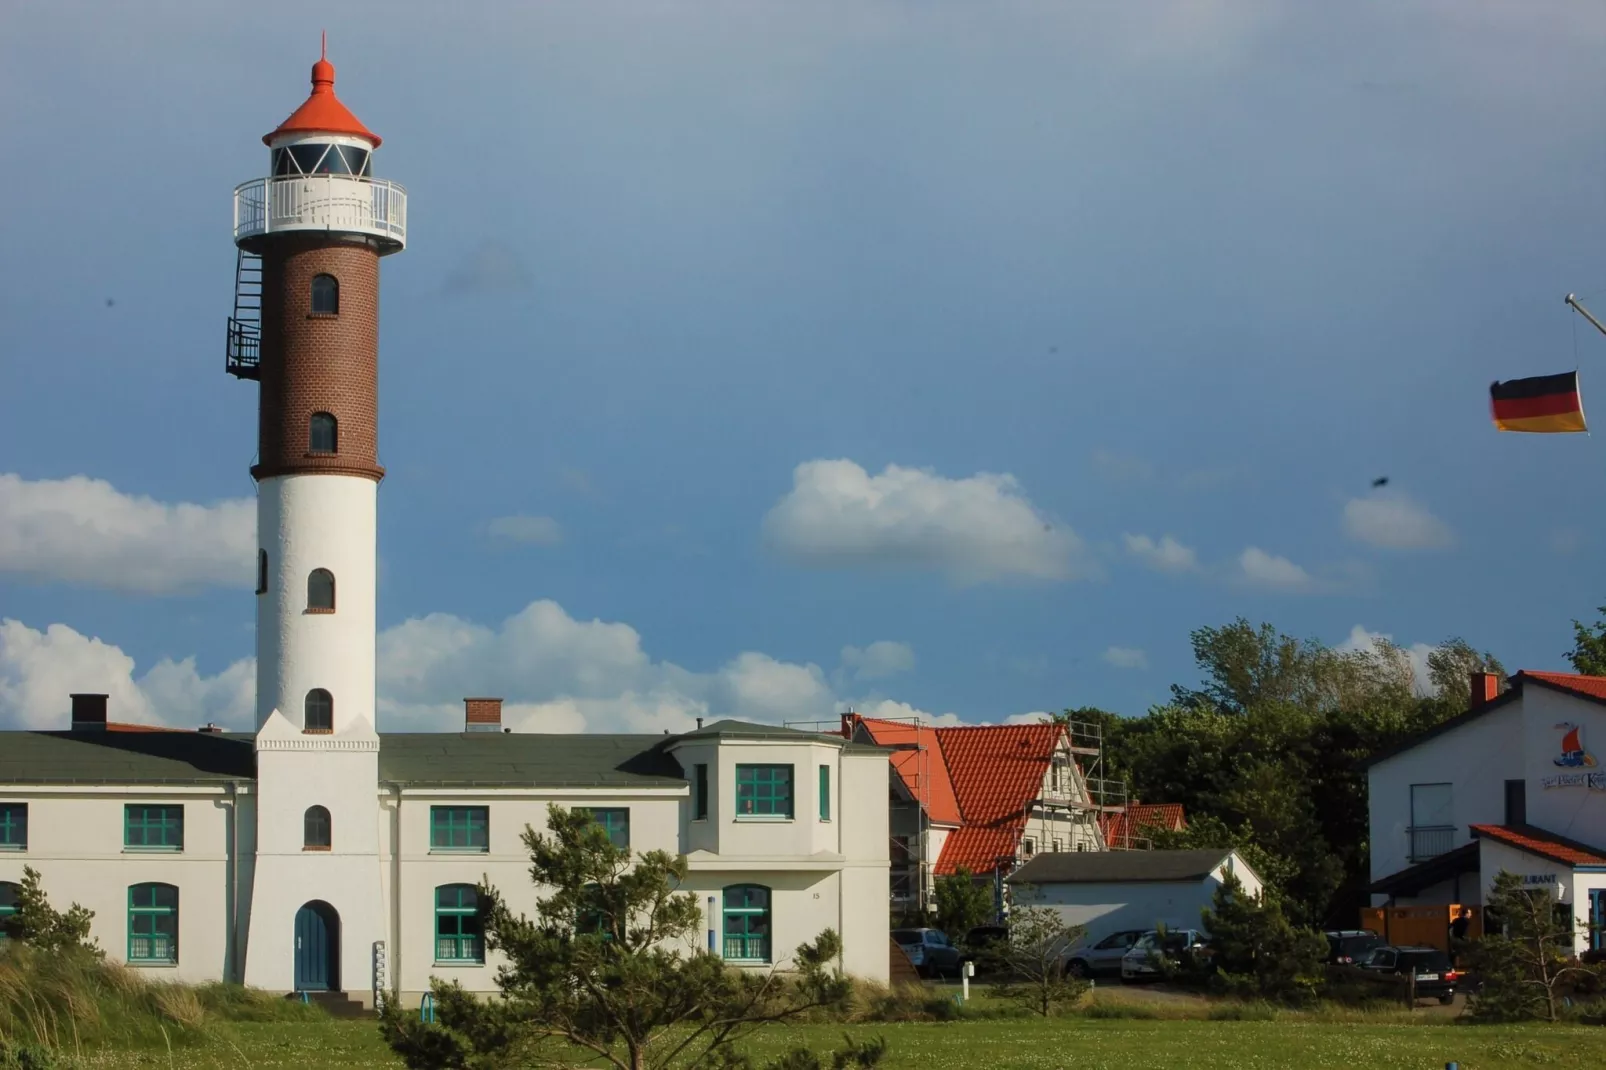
310, 274, 339, 315
309, 412, 337, 454
304, 689, 333, 733
307, 569, 335, 612
304, 806, 332, 850
257, 550, 268, 595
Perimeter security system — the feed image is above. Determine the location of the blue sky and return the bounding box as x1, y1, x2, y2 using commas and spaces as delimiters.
4, 1, 1606, 732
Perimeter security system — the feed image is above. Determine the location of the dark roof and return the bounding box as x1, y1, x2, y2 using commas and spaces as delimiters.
1366, 672, 1606, 769
1368, 841, 1480, 897
1007, 848, 1238, 885
377, 733, 685, 787
0, 730, 256, 785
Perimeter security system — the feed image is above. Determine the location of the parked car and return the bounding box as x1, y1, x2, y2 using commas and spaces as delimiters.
961, 924, 1009, 975
1120, 928, 1209, 982
892, 927, 964, 978
1324, 929, 1386, 966
1063, 929, 1147, 979
1358, 945, 1461, 1004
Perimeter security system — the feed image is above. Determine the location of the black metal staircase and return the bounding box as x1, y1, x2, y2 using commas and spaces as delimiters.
226, 249, 263, 380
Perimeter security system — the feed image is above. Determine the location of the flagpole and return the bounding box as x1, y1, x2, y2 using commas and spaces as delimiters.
1566, 293, 1606, 340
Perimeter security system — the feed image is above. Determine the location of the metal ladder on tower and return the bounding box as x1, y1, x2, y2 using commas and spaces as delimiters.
225, 248, 263, 380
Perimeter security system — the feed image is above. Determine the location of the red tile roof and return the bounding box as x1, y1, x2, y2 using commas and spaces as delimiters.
1470, 823, 1606, 867
935, 824, 1021, 876
850, 717, 962, 826
1100, 802, 1186, 848
936, 723, 1062, 823
1520, 671, 1606, 703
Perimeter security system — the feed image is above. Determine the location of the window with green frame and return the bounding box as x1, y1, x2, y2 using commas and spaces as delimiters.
583, 808, 629, 848
818, 765, 830, 821
128, 883, 178, 964
124, 805, 183, 851
429, 806, 488, 852
722, 884, 771, 963
0, 881, 18, 940
435, 884, 484, 964
735, 765, 792, 818
0, 803, 25, 850
693, 764, 709, 821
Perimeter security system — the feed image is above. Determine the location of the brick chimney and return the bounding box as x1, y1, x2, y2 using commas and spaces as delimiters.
1469, 671, 1501, 709
70, 693, 108, 731
464, 697, 503, 733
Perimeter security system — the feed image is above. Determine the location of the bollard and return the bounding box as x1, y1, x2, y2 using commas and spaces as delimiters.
1446, 1063, 1459, 1070
961, 960, 973, 1003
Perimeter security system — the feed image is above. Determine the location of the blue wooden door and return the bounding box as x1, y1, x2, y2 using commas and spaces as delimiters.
294, 904, 331, 991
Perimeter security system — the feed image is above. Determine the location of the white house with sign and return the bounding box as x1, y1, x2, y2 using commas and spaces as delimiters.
1367, 671, 1606, 955
0, 49, 890, 1008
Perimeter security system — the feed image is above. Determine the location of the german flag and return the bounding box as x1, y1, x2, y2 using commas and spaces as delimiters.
1490, 371, 1587, 433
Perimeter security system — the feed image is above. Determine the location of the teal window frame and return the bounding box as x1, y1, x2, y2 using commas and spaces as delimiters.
722, 884, 771, 963
584, 808, 630, 849
128, 883, 178, 964
1592, 889, 1606, 953
434, 884, 484, 964
693, 764, 709, 821
430, 806, 489, 853
0, 880, 18, 940
818, 765, 830, 821
735, 764, 793, 819
124, 805, 183, 852
0, 803, 25, 850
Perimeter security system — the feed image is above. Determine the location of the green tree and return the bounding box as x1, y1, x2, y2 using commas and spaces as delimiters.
1, 866, 98, 955
1566, 604, 1606, 675
932, 868, 993, 945
991, 886, 1087, 1017
380, 805, 881, 1070
1197, 873, 1326, 1004
1467, 871, 1600, 1022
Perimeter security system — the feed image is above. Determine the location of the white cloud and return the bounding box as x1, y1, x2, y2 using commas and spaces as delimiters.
488, 514, 564, 546
1102, 646, 1148, 670
1237, 547, 1314, 592
762, 459, 1080, 584
840, 641, 916, 681
1337, 625, 1435, 697
0, 473, 253, 594
1122, 533, 1199, 573
1343, 493, 1454, 550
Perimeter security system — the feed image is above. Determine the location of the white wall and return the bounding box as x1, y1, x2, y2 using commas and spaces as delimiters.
0, 788, 237, 985
1024, 856, 1260, 945
1520, 688, 1606, 842
1368, 702, 1522, 891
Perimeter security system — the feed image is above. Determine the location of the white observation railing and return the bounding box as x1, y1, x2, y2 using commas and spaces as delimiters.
234, 175, 407, 247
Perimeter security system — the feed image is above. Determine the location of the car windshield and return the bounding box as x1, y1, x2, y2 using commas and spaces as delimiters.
1130, 933, 1157, 950
1398, 950, 1451, 971
892, 931, 922, 946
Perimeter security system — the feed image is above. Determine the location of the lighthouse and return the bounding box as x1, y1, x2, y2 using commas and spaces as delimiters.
229, 42, 403, 997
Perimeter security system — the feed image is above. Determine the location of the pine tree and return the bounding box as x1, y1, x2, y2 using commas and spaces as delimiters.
1198, 873, 1326, 1004
1468, 871, 1601, 1022
3, 866, 99, 956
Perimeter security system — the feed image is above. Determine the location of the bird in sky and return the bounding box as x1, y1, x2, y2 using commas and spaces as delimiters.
1371, 476, 1389, 488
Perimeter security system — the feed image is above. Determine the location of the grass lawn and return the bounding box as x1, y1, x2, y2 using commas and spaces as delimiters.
72, 1016, 1606, 1070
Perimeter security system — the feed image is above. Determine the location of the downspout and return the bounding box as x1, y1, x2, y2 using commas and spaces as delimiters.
224, 781, 239, 983
389, 783, 402, 1003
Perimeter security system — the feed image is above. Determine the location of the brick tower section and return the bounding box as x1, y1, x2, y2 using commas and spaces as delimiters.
252, 235, 383, 483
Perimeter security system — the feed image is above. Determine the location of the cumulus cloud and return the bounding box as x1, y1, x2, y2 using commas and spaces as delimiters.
1237, 547, 1314, 592
1343, 493, 1454, 550
0, 473, 253, 594
1102, 646, 1148, 670
1122, 533, 1199, 573
762, 459, 1080, 583
488, 514, 564, 546
1337, 624, 1435, 697
839, 641, 916, 681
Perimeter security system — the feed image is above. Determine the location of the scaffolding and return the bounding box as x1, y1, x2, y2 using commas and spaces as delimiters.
786, 710, 935, 915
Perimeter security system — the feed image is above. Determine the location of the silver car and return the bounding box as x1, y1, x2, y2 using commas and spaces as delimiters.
1120, 928, 1208, 981
1063, 929, 1146, 979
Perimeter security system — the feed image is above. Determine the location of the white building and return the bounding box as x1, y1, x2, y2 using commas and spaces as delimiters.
1367, 670, 1606, 955
1006, 847, 1261, 944
0, 48, 889, 1006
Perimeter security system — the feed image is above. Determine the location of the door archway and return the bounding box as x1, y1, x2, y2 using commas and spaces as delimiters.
293, 900, 340, 992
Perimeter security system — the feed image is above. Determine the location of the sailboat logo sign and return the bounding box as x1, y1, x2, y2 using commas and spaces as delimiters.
1542, 722, 1606, 791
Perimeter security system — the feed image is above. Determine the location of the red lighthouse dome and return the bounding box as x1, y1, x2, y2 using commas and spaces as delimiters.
264, 36, 380, 147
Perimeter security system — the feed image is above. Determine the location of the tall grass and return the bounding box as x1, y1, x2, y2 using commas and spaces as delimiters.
0, 946, 325, 1058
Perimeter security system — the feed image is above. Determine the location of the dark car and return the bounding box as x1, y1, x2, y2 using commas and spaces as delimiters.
892, 927, 964, 978
1064, 929, 1146, 979
1325, 929, 1385, 966
961, 924, 1009, 974
1359, 945, 1461, 1004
